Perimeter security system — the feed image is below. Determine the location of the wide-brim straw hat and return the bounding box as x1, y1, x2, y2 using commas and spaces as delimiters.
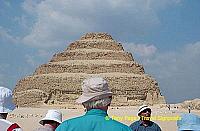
76, 77, 112, 103
0, 86, 15, 113
39, 109, 62, 125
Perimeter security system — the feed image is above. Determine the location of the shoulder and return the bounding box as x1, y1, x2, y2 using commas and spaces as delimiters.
56, 116, 84, 131
63, 115, 85, 124
129, 120, 140, 130
108, 119, 132, 130
130, 120, 140, 127
151, 121, 161, 130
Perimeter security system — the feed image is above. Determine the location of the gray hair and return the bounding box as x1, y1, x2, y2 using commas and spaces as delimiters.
83, 97, 112, 110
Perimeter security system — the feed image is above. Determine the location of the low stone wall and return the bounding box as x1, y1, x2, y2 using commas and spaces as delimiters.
180, 99, 200, 110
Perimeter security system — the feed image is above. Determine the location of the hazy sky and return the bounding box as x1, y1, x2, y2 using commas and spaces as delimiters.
0, 0, 200, 103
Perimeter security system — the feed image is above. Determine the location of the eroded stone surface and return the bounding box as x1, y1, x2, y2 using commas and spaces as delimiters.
13, 33, 165, 107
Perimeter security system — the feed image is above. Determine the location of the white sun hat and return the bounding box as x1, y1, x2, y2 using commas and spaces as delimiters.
137, 105, 151, 116
177, 113, 200, 131
76, 77, 112, 103
0, 86, 15, 113
39, 109, 62, 125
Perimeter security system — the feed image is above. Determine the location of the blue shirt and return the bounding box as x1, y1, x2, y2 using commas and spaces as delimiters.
129, 120, 161, 131
56, 109, 132, 131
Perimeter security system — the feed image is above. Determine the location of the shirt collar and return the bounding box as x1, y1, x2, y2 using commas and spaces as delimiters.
138, 120, 153, 127
85, 109, 108, 117
138, 120, 142, 125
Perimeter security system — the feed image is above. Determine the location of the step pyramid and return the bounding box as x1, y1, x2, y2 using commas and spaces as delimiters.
13, 33, 165, 107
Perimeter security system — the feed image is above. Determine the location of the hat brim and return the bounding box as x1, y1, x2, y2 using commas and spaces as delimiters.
39, 117, 62, 125
179, 125, 200, 130
76, 92, 112, 103
138, 107, 151, 116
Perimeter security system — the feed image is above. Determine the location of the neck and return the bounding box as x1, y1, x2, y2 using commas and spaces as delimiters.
87, 106, 108, 112
98, 106, 108, 111
141, 120, 150, 127
44, 124, 56, 129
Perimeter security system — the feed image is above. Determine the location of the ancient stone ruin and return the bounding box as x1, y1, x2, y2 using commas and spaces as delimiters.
13, 33, 165, 107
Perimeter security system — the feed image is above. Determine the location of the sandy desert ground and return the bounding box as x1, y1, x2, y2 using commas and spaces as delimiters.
7, 105, 200, 131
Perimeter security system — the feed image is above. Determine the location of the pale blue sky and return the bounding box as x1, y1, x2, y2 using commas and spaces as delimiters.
0, 0, 200, 103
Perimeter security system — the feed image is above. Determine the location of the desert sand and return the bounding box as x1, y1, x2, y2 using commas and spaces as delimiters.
7, 105, 200, 131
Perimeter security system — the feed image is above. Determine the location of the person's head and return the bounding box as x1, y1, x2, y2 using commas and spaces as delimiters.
177, 113, 200, 131
76, 76, 112, 111
0, 86, 15, 119
138, 105, 151, 121
82, 96, 112, 111
41, 120, 60, 129
39, 110, 62, 129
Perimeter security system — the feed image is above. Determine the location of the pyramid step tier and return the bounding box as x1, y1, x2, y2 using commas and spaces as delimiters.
51, 49, 133, 62
67, 40, 124, 51
14, 72, 156, 92
80, 32, 113, 40
34, 60, 144, 75
13, 73, 164, 107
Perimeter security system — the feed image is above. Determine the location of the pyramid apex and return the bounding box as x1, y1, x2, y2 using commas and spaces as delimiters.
80, 32, 113, 40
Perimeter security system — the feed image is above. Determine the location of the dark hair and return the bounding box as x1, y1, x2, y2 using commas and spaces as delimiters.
43, 120, 59, 125
0, 113, 8, 119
